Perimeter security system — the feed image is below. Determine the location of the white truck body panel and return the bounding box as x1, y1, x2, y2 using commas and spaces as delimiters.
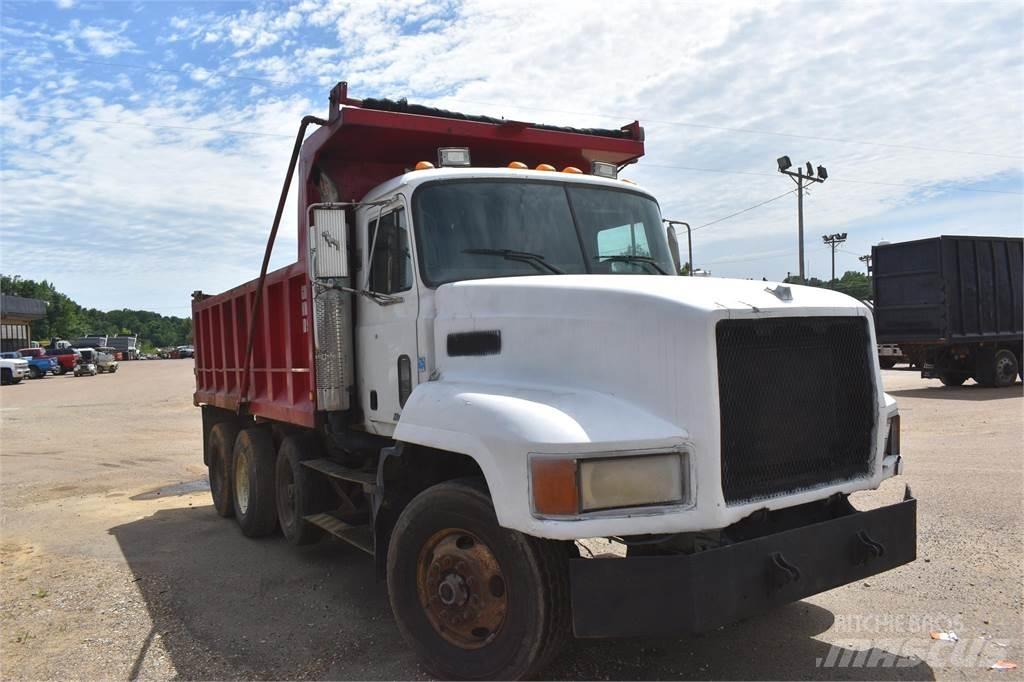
394, 275, 900, 539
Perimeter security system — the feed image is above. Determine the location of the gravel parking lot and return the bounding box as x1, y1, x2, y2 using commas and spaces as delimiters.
1, 361, 1021, 680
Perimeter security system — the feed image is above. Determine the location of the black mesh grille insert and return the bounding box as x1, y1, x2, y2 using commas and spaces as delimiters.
717, 317, 876, 504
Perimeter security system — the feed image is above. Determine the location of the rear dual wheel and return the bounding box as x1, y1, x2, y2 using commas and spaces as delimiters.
387, 479, 570, 680
207, 422, 239, 517
232, 427, 278, 537
275, 434, 332, 545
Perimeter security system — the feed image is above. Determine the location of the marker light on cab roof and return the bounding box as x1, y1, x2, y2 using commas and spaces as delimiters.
414, 161, 435, 170
562, 166, 583, 174
535, 163, 556, 171
591, 161, 617, 178
437, 147, 471, 167
508, 161, 528, 169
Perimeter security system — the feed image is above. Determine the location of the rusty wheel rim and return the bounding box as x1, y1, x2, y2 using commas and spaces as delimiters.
416, 528, 508, 650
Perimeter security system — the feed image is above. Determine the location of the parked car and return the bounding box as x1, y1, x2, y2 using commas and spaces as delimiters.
0, 354, 29, 385
5, 350, 56, 379
43, 346, 81, 375
73, 349, 98, 377
175, 345, 195, 359
95, 347, 120, 373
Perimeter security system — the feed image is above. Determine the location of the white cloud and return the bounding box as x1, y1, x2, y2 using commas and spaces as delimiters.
68, 20, 138, 56
1, 0, 1021, 311
55, 0, 75, 8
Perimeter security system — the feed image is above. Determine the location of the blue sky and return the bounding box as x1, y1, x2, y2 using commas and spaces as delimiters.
1, 0, 1021, 315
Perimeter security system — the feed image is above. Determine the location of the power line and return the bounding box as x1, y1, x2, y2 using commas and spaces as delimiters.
691, 189, 798, 231
34, 56, 1024, 161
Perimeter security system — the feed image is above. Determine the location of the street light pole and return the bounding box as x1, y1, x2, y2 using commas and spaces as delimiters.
822, 232, 848, 283
858, 253, 872, 275
776, 157, 827, 281
797, 167, 804, 280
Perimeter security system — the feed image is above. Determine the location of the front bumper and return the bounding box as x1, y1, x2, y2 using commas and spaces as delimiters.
570, 487, 916, 638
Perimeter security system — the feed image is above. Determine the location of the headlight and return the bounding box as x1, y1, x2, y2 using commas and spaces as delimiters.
531, 452, 687, 517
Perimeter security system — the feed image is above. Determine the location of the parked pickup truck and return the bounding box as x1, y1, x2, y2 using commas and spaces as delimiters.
191, 83, 915, 680
43, 346, 80, 375
0, 354, 30, 385
7, 350, 57, 378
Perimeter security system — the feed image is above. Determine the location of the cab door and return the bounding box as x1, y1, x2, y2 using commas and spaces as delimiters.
355, 197, 419, 435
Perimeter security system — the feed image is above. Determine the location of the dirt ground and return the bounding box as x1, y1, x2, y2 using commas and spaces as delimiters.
0, 361, 1021, 680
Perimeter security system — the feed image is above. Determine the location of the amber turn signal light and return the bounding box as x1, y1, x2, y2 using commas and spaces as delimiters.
530, 458, 579, 516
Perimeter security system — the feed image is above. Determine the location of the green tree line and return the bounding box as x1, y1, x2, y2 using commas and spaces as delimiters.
1, 274, 192, 349
784, 270, 873, 301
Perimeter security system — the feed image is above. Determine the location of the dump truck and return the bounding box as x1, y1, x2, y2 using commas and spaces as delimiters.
192, 82, 915, 680
873, 235, 1023, 387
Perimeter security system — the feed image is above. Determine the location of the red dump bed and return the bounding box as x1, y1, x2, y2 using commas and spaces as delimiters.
193, 83, 646, 426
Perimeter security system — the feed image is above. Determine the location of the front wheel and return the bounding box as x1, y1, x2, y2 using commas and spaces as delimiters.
939, 373, 968, 387
879, 357, 898, 369
387, 479, 570, 680
29, 366, 41, 379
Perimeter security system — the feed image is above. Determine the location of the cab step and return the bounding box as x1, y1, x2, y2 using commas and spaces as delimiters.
301, 458, 377, 490
304, 513, 374, 555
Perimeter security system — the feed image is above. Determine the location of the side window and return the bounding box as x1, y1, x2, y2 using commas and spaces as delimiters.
597, 223, 650, 258
367, 208, 412, 294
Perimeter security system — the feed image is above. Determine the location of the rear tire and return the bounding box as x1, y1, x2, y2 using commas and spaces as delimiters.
208, 422, 239, 518
387, 478, 570, 680
975, 348, 1018, 387
232, 427, 279, 537
275, 434, 332, 545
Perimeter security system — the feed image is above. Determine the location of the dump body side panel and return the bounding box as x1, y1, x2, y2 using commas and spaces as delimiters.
192, 262, 316, 428
873, 235, 1023, 344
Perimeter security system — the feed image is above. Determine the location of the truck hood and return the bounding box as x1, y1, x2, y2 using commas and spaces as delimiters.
432, 274, 872, 425
435, 274, 866, 323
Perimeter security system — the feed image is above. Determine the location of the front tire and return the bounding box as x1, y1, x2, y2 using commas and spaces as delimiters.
232, 427, 278, 537
29, 366, 41, 379
2, 368, 12, 385
387, 479, 570, 680
208, 422, 239, 517
939, 373, 968, 387
879, 357, 898, 369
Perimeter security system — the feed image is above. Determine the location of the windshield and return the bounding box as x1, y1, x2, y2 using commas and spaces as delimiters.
413, 180, 674, 287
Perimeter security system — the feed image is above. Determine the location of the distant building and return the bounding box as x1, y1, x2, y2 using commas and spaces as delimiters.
0, 294, 47, 352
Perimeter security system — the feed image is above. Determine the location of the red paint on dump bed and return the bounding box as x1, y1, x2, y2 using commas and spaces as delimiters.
192, 82, 645, 427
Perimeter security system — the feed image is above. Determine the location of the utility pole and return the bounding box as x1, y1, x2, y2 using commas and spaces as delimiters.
664, 220, 692, 275
776, 157, 827, 280
858, 253, 872, 275
822, 232, 848, 283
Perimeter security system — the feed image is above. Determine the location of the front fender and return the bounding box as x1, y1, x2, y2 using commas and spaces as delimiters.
393, 380, 688, 536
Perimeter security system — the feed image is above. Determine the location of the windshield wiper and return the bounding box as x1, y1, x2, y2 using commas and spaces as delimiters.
595, 254, 669, 275
463, 248, 564, 275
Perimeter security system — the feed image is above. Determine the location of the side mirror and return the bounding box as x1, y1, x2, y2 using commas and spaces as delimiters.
666, 225, 681, 274
309, 208, 349, 279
